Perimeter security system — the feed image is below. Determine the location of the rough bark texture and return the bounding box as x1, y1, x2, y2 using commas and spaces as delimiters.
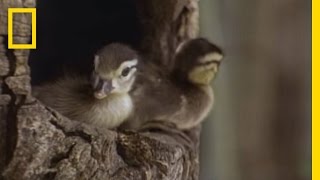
0, 0, 201, 179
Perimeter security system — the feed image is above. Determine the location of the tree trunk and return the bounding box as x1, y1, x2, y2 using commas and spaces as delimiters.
0, 0, 202, 179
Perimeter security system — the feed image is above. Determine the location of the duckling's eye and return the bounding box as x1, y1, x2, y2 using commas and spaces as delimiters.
121, 67, 130, 77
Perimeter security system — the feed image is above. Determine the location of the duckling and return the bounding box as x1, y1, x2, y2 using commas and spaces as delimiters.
33, 39, 223, 131
123, 38, 223, 130
169, 38, 223, 129
32, 43, 139, 129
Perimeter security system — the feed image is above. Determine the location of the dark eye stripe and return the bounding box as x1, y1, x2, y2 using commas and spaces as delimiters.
196, 60, 221, 67
121, 66, 137, 76
128, 65, 137, 70
122, 67, 130, 76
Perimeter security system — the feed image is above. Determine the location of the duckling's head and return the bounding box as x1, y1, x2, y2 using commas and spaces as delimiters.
91, 43, 138, 99
174, 38, 223, 85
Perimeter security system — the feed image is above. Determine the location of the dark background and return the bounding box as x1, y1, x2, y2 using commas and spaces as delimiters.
29, 0, 141, 85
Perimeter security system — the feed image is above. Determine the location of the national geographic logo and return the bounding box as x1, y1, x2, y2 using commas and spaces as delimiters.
8, 8, 36, 49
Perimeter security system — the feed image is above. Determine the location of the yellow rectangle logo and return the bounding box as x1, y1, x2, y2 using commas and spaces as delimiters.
8, 8, 36, 49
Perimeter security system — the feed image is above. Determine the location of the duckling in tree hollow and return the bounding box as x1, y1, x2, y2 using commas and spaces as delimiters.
32, 43, 139, 129
33, 39, 223, 130
169, 38, 223, 129
123, 38, 224, 130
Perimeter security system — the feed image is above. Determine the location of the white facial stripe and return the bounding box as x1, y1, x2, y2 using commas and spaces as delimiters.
199, 53, 223, 63
94, 55, 100, 70
204, 63, 218, 70
118, 59, 138, 73
176, 41, 187, 53
129, 68, 137, 77
128, 67, 137, 77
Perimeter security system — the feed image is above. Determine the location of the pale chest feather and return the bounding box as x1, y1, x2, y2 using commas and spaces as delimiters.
80, 94, 133, 129
198, 85, 214, 122
169, 85, 214, 129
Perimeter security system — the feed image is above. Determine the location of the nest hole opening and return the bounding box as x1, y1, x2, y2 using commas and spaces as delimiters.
29, 0, 142, 85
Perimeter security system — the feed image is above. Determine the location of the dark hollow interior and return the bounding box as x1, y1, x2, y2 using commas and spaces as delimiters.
29, 0, 142, 85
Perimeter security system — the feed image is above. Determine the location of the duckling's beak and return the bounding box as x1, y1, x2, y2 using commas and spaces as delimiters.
93, 79, 114, 99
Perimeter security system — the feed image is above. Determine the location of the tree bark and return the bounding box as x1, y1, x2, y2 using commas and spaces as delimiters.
0, 0, 201, 179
